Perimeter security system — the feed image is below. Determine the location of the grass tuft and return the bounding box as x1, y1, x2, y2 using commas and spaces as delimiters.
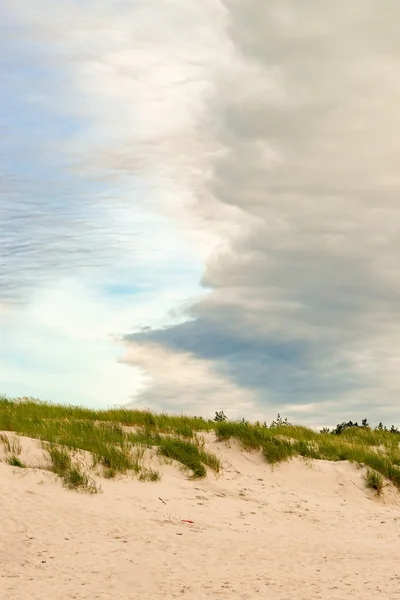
6, 454, 26, 468
0, 433, 22, 455
138, 468, 161, 482
45, 444, 99, 494
262, 438, 294, 465
365, 469, 384, 494
157, 436, 219, 478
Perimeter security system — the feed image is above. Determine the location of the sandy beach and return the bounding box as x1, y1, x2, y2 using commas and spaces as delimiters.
2, 432, 400, 600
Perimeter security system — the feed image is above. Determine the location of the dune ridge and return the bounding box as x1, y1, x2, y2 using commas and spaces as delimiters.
2, 422, 400, 599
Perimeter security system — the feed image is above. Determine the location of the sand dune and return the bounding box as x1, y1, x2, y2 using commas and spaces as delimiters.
2, 433, 400, 599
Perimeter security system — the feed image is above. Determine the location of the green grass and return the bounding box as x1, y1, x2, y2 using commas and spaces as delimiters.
214, 417, 400, 491
138, 468, 161, 482
365, 469, 384, 494
262, 438, 295, 464
158, 436, 220, 478
0, 397, 220, 486
0, 433, 22, 455
215, 421, 318, 451
215, 421, 270, 449
128, 429, 220, 478
0, 397, 215, 432
45, 444, 98, 493
6, 454, 26, 468
2, 396, 400, 494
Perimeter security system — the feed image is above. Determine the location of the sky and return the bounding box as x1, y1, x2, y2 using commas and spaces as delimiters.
2, 1, 400, 428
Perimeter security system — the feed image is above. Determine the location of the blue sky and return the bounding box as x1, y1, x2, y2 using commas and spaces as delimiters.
2, 0, 400, 428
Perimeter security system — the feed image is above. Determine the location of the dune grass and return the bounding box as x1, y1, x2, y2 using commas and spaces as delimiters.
0, 432, 22, 454
128, 428, 220, 478
0, 397, 220, 486
45, 444, 99, 493
6, 454, 26, 468
138, 468, 161, 482
1, 433, 24, 467
365, 469, 384, 494
1, 396, 400, 493
0, 396, 214, 432
214, 419, 400, 489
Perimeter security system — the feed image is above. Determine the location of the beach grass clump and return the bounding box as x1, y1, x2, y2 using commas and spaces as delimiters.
293, 440, 322, 460
365, 469, 384, 494
1, 432, 25, 467
128, 428, 220, 478
45, 444, 99, 494
215, 420, 271, 450
339, 426, 400, 453
215, 420, 318, 452
262, 438, 295, 464
157, 436, 220, 478
92, 441, 136, 477
158, 436, 206, 478
46, 444, 71, 476
0, 433, 22, 455
173, 423, 194, 438
63, 464, 97, 492
128, 427, 161, 447
6, 454, 26, 468
138, 468, 161, 482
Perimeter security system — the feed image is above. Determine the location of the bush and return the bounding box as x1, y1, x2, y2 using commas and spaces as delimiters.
270, 414, 292, 428
214, 411, 227, 422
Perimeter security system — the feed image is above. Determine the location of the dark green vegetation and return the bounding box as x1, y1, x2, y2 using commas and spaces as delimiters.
1, 396, 399, 494
6, 454, 26, 468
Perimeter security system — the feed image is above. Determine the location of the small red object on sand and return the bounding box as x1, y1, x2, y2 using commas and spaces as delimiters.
181, 519, 194, 524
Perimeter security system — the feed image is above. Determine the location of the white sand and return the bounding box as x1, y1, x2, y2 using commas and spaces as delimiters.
2, 433, 400, 599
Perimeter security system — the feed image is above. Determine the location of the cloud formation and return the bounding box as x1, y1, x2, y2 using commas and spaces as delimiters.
126, 0, 400, 425
120, 339, 262, 421
0, 1, 214, 301
1, 0, 211, 406
3, 1, 400, 425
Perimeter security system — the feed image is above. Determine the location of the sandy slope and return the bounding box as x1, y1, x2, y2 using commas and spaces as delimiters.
1, 433, 400, 600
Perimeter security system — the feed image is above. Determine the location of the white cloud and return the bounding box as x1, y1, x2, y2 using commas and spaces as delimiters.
124, 0, 400, 425
3, 0, 400, 425
121, 339, 263, 421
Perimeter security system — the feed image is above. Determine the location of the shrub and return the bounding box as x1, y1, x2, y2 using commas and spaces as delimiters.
214, 411, 227, 422
270, 414, 292, 428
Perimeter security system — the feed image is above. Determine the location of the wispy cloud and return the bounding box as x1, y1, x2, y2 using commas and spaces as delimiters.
1, 0, 214, 406
120, 337, 263, 421
2, 1, 400, 425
